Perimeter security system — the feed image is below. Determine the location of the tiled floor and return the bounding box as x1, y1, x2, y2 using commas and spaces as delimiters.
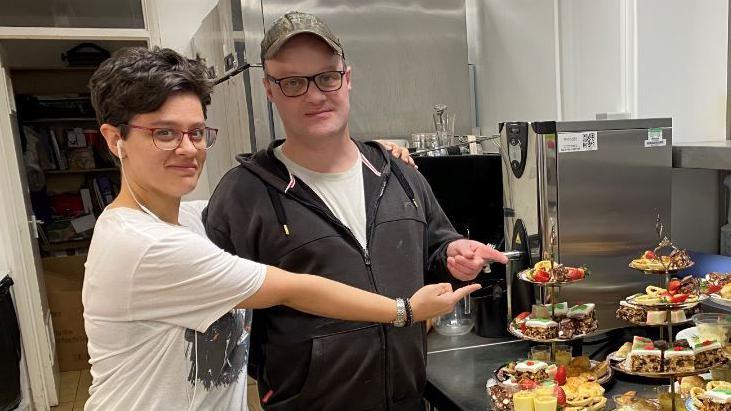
51, 369, 91, 411
247, 377, 264, 411
50, 370, 263, 410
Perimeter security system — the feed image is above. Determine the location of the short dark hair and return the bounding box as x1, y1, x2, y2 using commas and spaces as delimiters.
89, 47, 213, 130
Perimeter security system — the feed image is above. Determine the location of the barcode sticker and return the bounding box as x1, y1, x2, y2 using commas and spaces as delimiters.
645, 128, 666, 147
558, 131, 598, 153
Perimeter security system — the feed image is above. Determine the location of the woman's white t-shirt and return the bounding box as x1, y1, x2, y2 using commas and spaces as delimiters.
82, 201, 266, 410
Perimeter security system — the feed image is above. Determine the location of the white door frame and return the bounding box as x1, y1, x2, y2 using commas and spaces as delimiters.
0, 22, 153, 409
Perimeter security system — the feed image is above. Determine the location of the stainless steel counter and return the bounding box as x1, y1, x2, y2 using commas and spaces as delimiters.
673, 141, 731, 170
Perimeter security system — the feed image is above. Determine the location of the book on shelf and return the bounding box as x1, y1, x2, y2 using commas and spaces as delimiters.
95, 176, 115, 205
48, 130, 67, 170
91, 178, 105, 212
80, 188, 93, 214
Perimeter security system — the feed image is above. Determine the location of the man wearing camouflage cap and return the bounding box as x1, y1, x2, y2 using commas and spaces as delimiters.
204, 11, 507, 410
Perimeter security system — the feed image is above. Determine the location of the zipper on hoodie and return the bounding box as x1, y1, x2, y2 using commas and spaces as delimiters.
364, 173, 390, 408
282, 192, 380, 291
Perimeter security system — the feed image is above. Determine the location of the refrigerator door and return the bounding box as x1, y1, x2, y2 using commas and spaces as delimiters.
239, 0, 275, 149
553, 119, 672, 330
259, 0, 471, 140
206, 72, 254, 188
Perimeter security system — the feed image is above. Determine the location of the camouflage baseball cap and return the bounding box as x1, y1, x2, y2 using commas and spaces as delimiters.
260, 11, 344, 61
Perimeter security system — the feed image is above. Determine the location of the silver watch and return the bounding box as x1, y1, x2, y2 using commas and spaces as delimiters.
393, 298, 407, 327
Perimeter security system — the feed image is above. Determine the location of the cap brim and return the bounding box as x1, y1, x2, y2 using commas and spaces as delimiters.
263, 29, 342, 60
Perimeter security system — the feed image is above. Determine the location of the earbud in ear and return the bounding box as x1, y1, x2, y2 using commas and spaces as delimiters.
116, 140, 123, 158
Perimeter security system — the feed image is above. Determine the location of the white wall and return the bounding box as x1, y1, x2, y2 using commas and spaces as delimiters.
558, 0, 626, 121
467, 0, 560, 135
470, 0, 728, 143
636, 0, 728, 142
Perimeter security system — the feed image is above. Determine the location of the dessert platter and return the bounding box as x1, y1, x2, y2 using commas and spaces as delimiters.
704, 272, 731, 307
629, 248, 694, 272
487, 373, 608, 411
494, 356, 612, 386
509, 302, 599, 342
516, 262, 588, 285
608, 336, 728, 378
617, 227, 705, 340
610, 219, 730, 411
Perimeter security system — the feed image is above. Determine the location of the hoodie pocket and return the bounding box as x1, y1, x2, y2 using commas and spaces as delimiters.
388, 324, 427, 403
297, 325, 386, 410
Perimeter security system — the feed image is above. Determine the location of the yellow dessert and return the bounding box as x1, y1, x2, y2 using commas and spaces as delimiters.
513, 390, 536, 411
534, 395, 558, 411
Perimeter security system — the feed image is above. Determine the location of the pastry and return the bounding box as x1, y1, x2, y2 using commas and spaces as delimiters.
627, 336, 662, 373
558, 318, 575, 339
568, 303, 597, 334
545, 302, 568, 319
617, 300, 647, 323
693, 339, 728, 369
708, 272, 731, 287
646, 311, 666, 325
669, 249, 693, 269
670, 310, 686, 322
701, 387, 731, 411
721, 284, 731, 300
664, 343, 695, 372
514, 359, 549, 382
615, 342, 632, 360
680, 376, 706, 396
678, 275, 698, 294
563, 381, 606, 411
531, 304, 550, 319
523, 318, 559, 339
614, 391, 658, 411
488, 383, 515, 411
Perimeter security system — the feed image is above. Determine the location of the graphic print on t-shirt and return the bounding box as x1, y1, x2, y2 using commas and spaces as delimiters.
184, 309, 252, 390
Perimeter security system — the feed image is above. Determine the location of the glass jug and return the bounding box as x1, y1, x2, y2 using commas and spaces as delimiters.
433, 298, 474, 336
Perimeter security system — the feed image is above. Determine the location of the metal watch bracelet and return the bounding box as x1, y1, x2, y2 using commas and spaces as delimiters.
393, 298, 407, 327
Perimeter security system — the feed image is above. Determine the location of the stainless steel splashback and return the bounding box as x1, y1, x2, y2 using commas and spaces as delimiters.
501, 119, 673, 330
259, 0, 471, 140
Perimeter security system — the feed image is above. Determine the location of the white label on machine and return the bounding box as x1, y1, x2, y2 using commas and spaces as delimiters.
558, 131, 598, 153
644, 128, 666, 147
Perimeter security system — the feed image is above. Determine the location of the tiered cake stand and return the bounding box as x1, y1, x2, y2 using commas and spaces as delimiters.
610, 236, 706, 411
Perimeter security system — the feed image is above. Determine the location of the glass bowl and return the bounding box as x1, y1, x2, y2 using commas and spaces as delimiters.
691, 313, 731, 344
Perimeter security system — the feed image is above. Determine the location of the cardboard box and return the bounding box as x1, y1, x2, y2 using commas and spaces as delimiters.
42, 255, 89, 371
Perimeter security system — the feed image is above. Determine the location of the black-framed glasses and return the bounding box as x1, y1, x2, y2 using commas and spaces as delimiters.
266, 70, 346, 97
119, 124, 218, 151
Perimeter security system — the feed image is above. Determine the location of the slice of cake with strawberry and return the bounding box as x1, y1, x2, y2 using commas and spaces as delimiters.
663, 341, 695, 372
514, 360, 549, 382
627, 336, 662, 373
693, 339, 728, 369
523, 318, 559, 340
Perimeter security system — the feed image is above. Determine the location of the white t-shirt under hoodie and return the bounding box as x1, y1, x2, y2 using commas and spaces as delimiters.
82, 201, 266, 410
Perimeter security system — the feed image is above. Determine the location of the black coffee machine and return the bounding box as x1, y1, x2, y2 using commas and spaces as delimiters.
414, 154, 531, 337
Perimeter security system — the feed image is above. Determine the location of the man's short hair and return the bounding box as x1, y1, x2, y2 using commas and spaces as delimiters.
89, 47, 213, 130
